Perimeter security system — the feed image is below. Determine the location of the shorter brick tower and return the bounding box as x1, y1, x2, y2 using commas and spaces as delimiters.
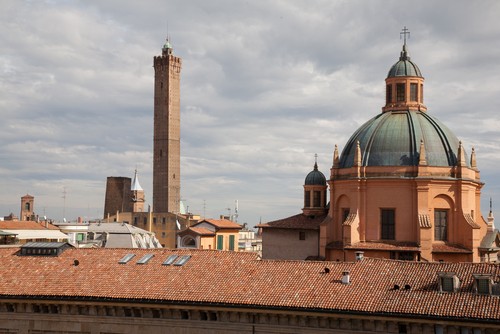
20, 194, 34, 221
103, 177, 132, 218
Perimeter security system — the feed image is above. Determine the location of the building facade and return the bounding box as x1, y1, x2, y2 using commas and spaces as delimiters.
320, 33, 493, 263
177, 219, 242, 251
259, 161, 328, 260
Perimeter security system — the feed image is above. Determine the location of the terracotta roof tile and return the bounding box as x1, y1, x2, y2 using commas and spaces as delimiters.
418, 213, 431, 228
259, 213, 326, 230
342, 213, 357, 226
464, 213, 481, 229
0, 220, 60, 230
344, 241, 419, 251
179, 227, 215, 236
196, 219, 242, 229
432, 243, 473, 253
1, 248, 500, 321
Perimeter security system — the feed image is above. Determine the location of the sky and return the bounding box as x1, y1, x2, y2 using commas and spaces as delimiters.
1, 0, 500, 227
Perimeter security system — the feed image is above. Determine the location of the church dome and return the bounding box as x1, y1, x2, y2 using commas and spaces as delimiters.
339, 110, 466, 168
305, 162, 327, 185
387, 45, 422, 78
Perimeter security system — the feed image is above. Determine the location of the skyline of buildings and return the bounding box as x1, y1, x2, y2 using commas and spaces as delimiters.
1, 1, 500, 229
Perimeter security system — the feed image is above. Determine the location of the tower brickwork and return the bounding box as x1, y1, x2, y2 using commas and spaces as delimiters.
153, 39, 182, 214
20, 194, 34, 221
103, 177, 132, 218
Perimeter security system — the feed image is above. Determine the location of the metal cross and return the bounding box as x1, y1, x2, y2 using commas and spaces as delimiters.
400, 26, 410, 45
314, 153, 318, 164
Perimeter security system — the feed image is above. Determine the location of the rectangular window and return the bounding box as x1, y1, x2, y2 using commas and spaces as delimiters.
162, 217, 166, 224
304, 191, 310, 207
299, 231, 306, 240
477, 278, 490, 294
134, 216, 138, 224
398, 252, 414, 261
420, 84, 424, 102
217, 235, 224, 250
410, 83, 418, 101
434, 210, 448, 241
396, 83, 405, 102
381, 209, 395, 240
386, 84, 392, 104
153, 217, 157, 224
229, 235, 235, 251
342, 208, 350, 222
441, 277, 454, 292
76, 233, 84, 242
313, 191, 321, 207
143, 217, 147, 225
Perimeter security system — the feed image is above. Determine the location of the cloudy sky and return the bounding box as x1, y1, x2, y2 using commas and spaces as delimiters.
1, 0, 500, 227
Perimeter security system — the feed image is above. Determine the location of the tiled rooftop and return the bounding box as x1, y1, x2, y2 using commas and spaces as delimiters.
196, 219, 242, 229
0, 220, 60, 230
1, 247, 499, 321
259, 213, 326, 230
181, 227, 215, 236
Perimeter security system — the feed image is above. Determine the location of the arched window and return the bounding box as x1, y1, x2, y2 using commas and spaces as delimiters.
182, 236, 196, 248
25, 202, 30, 211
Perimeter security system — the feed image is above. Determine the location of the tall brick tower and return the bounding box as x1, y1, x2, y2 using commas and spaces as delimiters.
153, 38, 182, 213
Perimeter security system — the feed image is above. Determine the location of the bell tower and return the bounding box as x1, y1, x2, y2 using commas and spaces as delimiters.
131, 169, 145, 212
153, 38, 182, 214
20, 194, 34, 221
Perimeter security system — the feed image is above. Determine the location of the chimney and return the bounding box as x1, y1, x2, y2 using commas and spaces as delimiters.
355, 251, 364, 261
342, 271, 350, 285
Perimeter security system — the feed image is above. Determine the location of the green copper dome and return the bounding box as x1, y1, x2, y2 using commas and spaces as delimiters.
339, 110, 467, 168
305, 163, 326, 185
387, 45, 422, 78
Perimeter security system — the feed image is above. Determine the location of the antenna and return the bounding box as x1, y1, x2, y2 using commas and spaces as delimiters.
234, 200, 239, 223
62, 186, 67, 221
203, 199, 206, 219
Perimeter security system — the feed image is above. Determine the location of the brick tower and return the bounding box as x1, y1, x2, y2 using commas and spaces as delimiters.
20, 194, 34, 221
153, 38, 182, 213
103, 177, 132, 218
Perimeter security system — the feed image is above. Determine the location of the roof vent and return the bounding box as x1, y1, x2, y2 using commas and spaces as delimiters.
355, 251, 364, 261
323, 267, 330, 274
394, 284, 400, 290
404, 284, 411, 290
341, 271, 350, 284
